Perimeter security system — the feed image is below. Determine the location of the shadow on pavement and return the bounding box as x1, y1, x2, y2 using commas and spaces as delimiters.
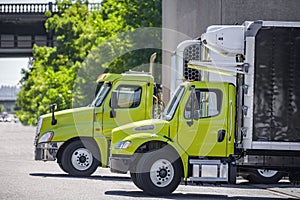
104, 190, 294, 200
29, 173, 131, 182
29, 173, 299, 190
183, 179, 299, 190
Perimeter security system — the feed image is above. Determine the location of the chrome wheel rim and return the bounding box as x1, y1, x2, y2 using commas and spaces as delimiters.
257, 169, 278, 177
71, 148, 93, 171
150, 159, 174, 187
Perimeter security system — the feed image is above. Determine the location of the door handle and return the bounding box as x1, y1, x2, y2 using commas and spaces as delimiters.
110, 110, 116, 118
218, 129, 226, 142
229, 100, 233, 141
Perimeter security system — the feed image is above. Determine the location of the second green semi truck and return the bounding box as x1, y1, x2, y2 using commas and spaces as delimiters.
34, 71, 162, 176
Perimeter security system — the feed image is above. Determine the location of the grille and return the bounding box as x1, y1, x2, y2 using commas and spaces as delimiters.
183, 44, 202, 81
34, 117, 43, 145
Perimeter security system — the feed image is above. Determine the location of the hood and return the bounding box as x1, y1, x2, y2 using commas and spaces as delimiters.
39, 106, 94, 135
112, 119, 170, 143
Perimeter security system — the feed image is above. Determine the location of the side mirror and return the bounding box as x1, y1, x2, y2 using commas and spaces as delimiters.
49, 104, 57, 125
111, 91, 118, 108
193, 110, 200, 120
110, 91, 118, 118
187, 86, 196, 126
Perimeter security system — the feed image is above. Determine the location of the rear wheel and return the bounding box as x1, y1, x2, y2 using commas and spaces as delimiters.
243, 169, 284, 184
61, 140, 100, 176
134, 148, 182, 196
289, 172, 300, 184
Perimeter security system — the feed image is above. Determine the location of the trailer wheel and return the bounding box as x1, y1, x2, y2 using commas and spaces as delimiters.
244, 169, 284, 184
289, 172, 300, 184
134, 148, 182, 195
61, 140, 100, 176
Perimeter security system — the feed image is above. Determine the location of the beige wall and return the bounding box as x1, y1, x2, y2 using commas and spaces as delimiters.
162, 0, 300, 102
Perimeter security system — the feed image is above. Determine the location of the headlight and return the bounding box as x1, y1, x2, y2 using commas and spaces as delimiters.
38, 132, 54, 143
115, 141, 132, 149
36, 117, 43, 135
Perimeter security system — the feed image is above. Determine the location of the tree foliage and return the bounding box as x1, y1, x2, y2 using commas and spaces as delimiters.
16, 0, 162, 125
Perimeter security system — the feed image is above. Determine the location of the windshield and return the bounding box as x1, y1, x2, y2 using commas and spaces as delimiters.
94, 82, 104, 97
164, 86, 185, 121
91, 82, 111, 107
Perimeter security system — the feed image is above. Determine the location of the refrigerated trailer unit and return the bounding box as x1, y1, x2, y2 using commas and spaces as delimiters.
229, 21, 300, 167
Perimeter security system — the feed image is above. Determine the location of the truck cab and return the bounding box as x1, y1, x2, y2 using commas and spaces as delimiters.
110, 81, 236, 195
34, 72, 158, 176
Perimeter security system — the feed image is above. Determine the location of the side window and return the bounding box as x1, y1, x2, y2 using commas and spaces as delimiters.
184, 89, 222, 119
112, 85, 142, 108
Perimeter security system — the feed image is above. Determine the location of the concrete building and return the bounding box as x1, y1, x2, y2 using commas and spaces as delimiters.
162, 0, 300, 101
0, 85, 19, 113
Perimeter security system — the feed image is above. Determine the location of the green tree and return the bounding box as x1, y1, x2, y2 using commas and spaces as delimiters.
16, 0, 162, 125
0, 104, 2, 113
74, 0, 162, 106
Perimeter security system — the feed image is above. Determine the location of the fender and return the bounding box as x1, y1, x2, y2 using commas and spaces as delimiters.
111, 132, 190, 179
94, 136, 109, 167
49, 124, 93, 142
111, 132, 169, 155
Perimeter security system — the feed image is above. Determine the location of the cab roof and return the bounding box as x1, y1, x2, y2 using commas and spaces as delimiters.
96, 72, 154, 83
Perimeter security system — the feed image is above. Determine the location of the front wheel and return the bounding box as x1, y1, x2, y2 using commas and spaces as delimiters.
58, 163, 68, 173
61, 140, 100, 176
134, 148, 182, 196
130, 172, 144, 190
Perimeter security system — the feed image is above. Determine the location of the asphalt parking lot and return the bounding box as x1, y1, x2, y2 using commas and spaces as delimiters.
0, 122, 299, 199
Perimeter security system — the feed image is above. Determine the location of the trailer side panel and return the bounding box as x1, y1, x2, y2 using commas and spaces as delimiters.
253, 26, 300, 142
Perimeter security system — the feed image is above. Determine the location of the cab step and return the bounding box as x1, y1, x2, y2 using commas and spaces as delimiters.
189, 159, 229, 182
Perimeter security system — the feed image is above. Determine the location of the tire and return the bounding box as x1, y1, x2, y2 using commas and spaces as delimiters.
130, 155, 144, 190
58, 163, 68, 173
244, 169, 284, 184
289, 172, 300, 184
61, 140, 100, 176
130, 172, 144, 190
134, 147, 182, 196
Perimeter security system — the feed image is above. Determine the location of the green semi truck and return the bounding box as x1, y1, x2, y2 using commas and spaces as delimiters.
109, 21, 300, 195
34, 71, 162, 176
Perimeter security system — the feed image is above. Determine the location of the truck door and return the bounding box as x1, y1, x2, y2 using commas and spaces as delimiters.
177, 83, 230, 157
100, 81, 149, 137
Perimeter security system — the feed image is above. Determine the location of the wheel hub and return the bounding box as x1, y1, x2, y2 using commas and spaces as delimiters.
158, 168, 167, 178
150, 159, 174, 187
79, 155, 87, 163
71, 148, 93, 171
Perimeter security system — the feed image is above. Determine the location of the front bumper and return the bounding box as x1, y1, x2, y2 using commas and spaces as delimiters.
35, 142, 62, 161
110, 154, 132, 174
